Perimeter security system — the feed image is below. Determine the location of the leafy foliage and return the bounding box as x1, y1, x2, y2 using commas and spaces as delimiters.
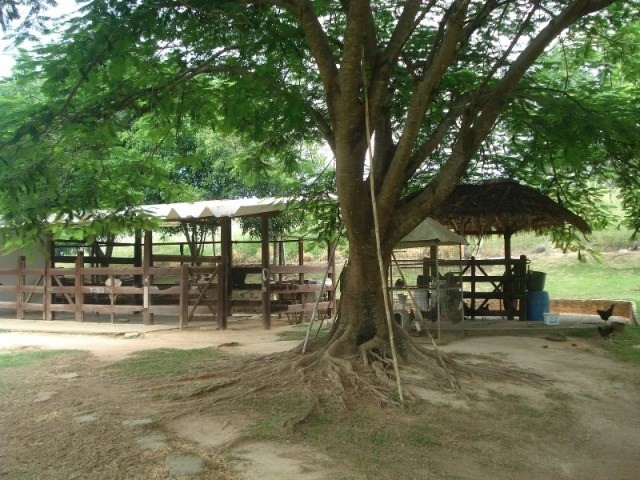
2, 1, 639, 248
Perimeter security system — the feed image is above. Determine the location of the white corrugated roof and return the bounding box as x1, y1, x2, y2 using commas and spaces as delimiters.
140, 197, 289, 221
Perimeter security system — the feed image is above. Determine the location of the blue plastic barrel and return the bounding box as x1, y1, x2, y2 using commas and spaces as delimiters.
526, 290, 550, 321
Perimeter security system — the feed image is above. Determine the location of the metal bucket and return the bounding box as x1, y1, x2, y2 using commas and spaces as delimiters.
527, 271, 546, 291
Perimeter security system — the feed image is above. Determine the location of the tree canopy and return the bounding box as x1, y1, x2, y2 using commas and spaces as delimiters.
1, 1, 638, 241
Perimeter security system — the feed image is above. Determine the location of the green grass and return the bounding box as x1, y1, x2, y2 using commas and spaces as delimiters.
109, 347, 222, 378
533, 252, 640, 309
0, 349, 83, 369
246, 390, 316, 441
276, 322, 330, 341
600, 325, 640, 363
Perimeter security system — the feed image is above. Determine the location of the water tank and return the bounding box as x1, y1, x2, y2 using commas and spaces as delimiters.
526, 290, 549, 321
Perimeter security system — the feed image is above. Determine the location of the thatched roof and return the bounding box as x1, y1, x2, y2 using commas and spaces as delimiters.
432, 179, 592, 236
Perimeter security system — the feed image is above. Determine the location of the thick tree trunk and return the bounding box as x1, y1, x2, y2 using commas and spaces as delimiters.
326, 243, 389, 357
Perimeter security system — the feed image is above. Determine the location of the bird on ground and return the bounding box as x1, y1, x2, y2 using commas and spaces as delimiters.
597, 323, 614, 341
597, 304, 615, 321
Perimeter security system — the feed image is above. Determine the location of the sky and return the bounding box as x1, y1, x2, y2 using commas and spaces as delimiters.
0, 0, 80, 78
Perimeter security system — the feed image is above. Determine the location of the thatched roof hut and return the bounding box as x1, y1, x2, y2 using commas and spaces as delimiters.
432, 179, 591, 259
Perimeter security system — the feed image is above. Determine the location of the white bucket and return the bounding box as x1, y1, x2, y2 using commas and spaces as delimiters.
414, 290, 428, 312
543, 313, 559, 325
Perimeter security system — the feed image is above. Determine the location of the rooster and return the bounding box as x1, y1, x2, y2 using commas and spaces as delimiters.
597, 304, 615, 321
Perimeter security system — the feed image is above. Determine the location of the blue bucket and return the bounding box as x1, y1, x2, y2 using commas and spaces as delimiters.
526, 290, 550, 321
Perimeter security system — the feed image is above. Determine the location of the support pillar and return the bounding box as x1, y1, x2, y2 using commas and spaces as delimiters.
217, 216, 231, 330
133, 229, 142, 287
261, 214, 271, 329
75, 251, 84, 322
16, 256, 24, 320
142, 230, 153, 325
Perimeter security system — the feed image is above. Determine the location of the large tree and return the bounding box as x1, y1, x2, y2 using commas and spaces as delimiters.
2, 1, 639, 387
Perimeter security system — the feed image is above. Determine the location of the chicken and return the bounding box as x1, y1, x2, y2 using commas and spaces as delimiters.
104, 276, 122, 288
598, 324, 614, 341
597, 304, 615, 321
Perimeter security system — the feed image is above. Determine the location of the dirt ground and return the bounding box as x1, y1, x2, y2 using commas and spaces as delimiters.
1, 319, 639, 480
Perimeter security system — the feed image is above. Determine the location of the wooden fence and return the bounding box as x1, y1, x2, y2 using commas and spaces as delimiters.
0, 255, 219, 329
0, 255, 335, 329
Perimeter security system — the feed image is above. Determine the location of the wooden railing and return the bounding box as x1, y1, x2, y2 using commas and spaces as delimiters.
0, 256, 336, 327
460, 256, 529, 320
226, 264, 336, 323
0, 256, 219, 329
390, 255, 529, 320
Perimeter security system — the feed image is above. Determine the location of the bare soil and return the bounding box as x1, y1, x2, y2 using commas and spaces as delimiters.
1, 322, 639, 479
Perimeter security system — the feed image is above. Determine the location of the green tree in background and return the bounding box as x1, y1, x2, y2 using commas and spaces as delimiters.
2, 1, 639, 386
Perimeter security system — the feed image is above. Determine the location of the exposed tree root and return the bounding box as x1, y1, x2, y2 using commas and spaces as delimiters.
143, 333, 551, 422
447, 352, 549, 386
185, 378, 240, 398
295, 349, 400, 408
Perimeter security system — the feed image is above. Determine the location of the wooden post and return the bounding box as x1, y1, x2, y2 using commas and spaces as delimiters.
504, 232, 514, 319
518, 254, 527, 321
45, 235, 54, 320
261, 214, 271, 329
75, 251, 84, 322
217, 216, 231, 330
179, 264, 190, 329
43, 258, 52, 320
429, 246, 438, 278
16, 256, 24, 320
298, 238, 304, 284
142, 230, 153, 325
470, 256, 476, 319
133, 229, 142, 287
298, 238, 304, 321
277, 238, 285, 283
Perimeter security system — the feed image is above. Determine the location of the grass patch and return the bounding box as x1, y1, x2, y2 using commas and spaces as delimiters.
0, 329, 10, 334
246, 390, 316, 441
601, 325, 640, 363
0, 349, 83, 369
536, 253, 640, 308
110, 347, 223, 378
275, 329, 308, 341
275, 322, 330, 341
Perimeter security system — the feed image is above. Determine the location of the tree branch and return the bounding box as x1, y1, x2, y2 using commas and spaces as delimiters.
384, 0, 619, 248
376, 0, 470, 215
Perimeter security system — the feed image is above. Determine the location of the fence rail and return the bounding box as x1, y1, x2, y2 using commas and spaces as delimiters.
0, 255, 336, 328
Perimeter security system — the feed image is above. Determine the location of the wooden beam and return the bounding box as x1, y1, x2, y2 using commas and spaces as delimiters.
134, 229, 142, 287
16, 256, 24, 320
218, 216, 232, 330
261, 214, 271, 329
179, 264, 189, 329
44, 258, 52, 320
143, 230, 153, 325
75, 251, 84, 322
